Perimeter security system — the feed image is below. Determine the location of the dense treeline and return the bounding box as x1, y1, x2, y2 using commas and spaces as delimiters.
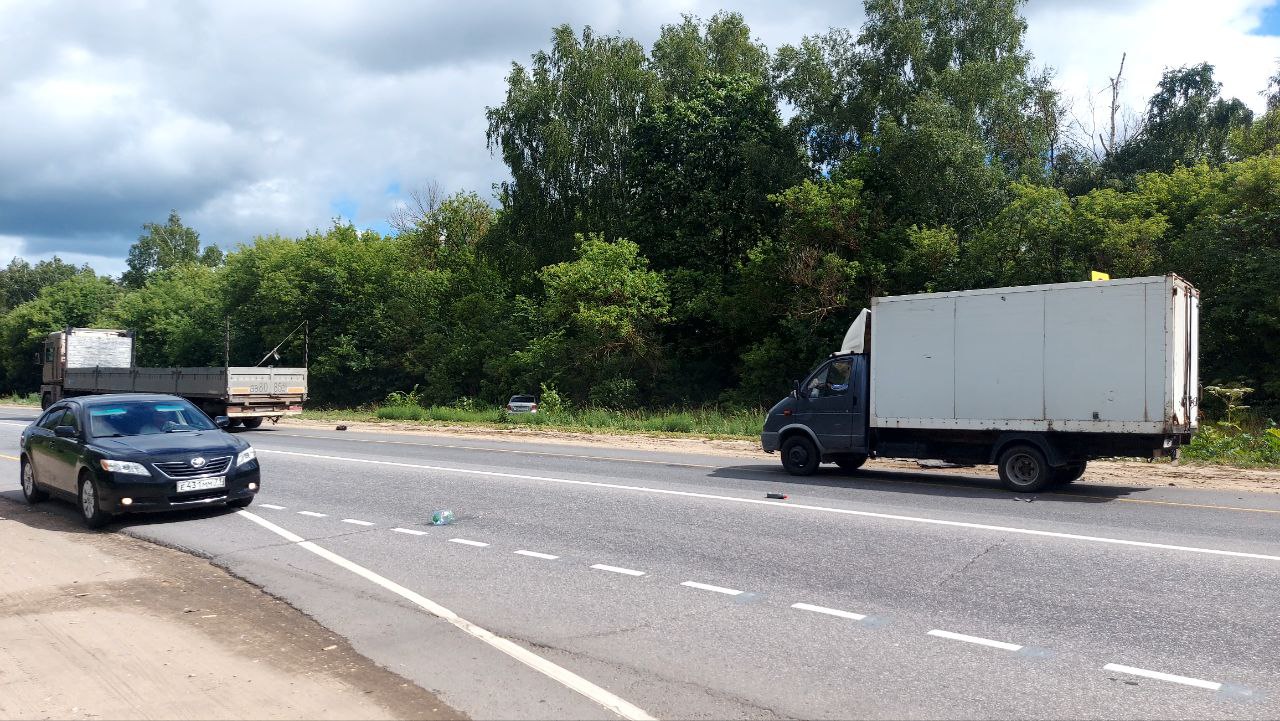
4, 1, 1280, 414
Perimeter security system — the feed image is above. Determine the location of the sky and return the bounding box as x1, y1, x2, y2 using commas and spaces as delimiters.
2, 0, 1278, 278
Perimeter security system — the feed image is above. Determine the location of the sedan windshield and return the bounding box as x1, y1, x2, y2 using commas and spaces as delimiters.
88, 401, 218, 437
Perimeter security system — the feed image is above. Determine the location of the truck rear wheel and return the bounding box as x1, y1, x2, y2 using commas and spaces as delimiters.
781, 436, 820, 476
1052, 462, 1087, 486
997, 444, 1052, 493
240, 417, 264, 429
835, 454, 868, 472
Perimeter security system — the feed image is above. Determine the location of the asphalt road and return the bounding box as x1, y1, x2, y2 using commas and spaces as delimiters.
3, 410, 1280, 719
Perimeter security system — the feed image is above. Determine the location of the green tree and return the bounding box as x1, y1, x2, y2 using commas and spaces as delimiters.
485, 25, 655, 275
111, 264, 227, 367
773, 28, 867, 168
1107, 63, 1253, 178
517, 236, 668, 402
122, 210, 222, 288
0, 274, 120, 391
0, 257, 92, 312
650, 12, 769, 98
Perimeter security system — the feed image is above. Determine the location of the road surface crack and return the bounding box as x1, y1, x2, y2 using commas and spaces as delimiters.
936, 542, 1002, 587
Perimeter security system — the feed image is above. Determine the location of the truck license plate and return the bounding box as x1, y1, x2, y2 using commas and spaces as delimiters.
176, 476, 225, 493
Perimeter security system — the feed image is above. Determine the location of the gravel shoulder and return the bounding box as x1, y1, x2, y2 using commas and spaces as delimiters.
0, 495, 462, 721
280, 417, 1280, 496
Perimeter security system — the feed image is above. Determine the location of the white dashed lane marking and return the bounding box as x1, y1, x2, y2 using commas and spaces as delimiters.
515, 550, 560, 560
791, 603, 867, 621
591, 564, 646, 577
259, 504, 286, 510
297, 511, 327, 518
680, 581, 743, 596
341, 518, 375, 526
392, 528, 429, 536
927, 629, 1023, 652
1103, 663, 1223, 691
449, 538, 489, 547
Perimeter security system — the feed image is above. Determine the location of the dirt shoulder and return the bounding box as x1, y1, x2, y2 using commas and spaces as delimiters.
0, 497, 462, 721
280, 417, 1280, 496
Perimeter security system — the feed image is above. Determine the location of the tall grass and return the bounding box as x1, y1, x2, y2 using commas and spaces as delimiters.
370, 403, 764, 439
0, 392, 39, 406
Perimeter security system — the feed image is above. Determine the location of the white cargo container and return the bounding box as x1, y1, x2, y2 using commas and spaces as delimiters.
761, 274, 1200, 492
870, 275, 1199, 435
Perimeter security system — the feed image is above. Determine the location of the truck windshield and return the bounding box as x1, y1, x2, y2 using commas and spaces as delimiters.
88, 401, 217, 437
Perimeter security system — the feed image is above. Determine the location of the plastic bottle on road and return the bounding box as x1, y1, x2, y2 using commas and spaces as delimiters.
431, 510, 455, 526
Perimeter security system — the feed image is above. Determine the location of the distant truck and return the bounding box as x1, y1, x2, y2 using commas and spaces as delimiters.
40, 328, 308, 429
762, 275, 1199, 492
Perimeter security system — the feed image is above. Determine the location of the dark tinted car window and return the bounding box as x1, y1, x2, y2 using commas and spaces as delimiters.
87, 400, 217, 437
37, 408, 64, 430
510, 396, 535, 403
59, 409, 80, 432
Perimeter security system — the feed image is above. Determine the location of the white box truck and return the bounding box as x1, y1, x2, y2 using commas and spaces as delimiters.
40, 328, 309, 429
761, 275, 1199, 491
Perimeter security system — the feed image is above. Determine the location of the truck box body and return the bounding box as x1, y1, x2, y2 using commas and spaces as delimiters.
41, 328, 308, 423
869, 275, 1198, 435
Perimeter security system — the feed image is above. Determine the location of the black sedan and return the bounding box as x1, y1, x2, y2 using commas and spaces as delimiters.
19, 394, 260, 528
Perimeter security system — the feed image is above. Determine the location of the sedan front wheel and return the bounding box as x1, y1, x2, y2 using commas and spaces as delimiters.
20, 458, 48, 504
79, 475, 113, 529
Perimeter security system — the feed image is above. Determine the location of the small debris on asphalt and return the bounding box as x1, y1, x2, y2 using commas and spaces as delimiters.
431, 509, 455, 525
765, 493, 788, 500
1014, 497, 1035, 502
336, 425, 348, 431
322, 645, 338, 651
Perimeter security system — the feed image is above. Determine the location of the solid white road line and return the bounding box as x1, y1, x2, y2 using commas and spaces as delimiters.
259, 504, 286, 510
236, 511, 654, 720
927, 629, 1023, 652
680, 581, 743, 596
297, 510, 327, 517
392, 528, 429, 536
257, 448, 1280, 563
515, 550, 560, 560
449, 538, 489, 547
341, 518, 375, 526
1103, 663, 1222, 691
591, 564, 646, 576
790, 602, 867, 621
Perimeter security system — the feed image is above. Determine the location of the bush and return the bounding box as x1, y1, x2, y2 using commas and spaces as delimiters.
384, 385, 425, 408
1182, 424, 1280, 466
642, 412, 695, 433
538, 382, 565, 414
377, 405, 425, 420
589, 378, 639, 410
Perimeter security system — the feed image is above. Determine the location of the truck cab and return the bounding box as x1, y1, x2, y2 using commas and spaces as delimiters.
762, 353, 871, 474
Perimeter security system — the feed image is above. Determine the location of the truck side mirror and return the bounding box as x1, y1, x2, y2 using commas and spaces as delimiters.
791, 380, 800, 398
33, 352, 41, 366
214, 416, 231, 429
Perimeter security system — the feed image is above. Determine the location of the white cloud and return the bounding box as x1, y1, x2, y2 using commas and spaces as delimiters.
1, 0, 1277, 276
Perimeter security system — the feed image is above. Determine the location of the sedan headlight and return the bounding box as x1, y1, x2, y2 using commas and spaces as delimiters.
100, 459, 150, 476
236, 447, 257, 467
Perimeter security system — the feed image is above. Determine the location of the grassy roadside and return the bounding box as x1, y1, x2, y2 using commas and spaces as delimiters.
299, 405, 763, 440
0, 393, 39, 406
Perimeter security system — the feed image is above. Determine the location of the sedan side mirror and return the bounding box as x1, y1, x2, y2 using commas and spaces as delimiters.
214, 416, 231, 429
54, 425, 78, 439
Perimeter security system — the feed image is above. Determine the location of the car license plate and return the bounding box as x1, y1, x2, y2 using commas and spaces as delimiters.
176, 476, 225, 493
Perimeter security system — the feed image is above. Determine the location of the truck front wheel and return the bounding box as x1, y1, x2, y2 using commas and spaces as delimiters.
997, 444, 1052, 493
781, 436, 820, 476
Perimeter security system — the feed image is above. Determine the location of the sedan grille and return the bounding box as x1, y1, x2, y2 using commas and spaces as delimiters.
154, 456, 231, 478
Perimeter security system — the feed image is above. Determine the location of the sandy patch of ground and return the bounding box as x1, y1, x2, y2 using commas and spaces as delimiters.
0, 497, 462, 720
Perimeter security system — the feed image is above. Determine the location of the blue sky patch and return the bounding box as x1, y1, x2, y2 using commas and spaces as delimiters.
1255, 1, 1280, 35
